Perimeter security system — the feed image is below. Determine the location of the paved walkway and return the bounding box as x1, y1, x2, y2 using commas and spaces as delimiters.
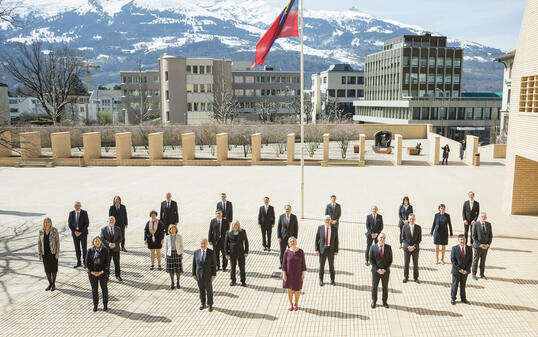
0, 164, 537, 337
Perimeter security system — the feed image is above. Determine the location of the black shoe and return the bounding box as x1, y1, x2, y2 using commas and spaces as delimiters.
267, 248, 271, 252
330, 280, 335, 285
103, 306, 108, 311
170, 283, 175, 290
208, 305, 213, 312
83, 264, 87, 269
371, 302, 376, 308
216, 266, 221, 271
158, 266, 162, 271
50, 284, 55, 291
319, 281, 324, 287
116, 276, 122, 282
73, 264, 81, 269
414, 279, 420, 284
480, 275, 487, 280
150, 266, 154, 271
230, 281, 236, 286
263, 247, 267, 251
402, 278, 408, 283
365, 261, 370, 266
451, 299, 456, 305
279, 265, 282, 269
472, 275, 478, 280
45, 284, 52, 291
462, 300, 471, 305
241, 282, 247, 287
176, 281, 180, 289
121, 248, 127, 252
199, 305, 206, 310
383, 302, 389, 308
93, 307, 98, 312
222, 268, 227, 272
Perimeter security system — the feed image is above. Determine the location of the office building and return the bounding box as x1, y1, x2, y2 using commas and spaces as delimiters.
120, 70, 161, 124
495, 50, 516, 140
88, 89, 123, 124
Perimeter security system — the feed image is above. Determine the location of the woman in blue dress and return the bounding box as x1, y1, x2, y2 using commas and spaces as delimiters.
430, 204, 453, 264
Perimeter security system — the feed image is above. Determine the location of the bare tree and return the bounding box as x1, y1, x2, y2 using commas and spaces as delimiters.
304, 124, 324, 158
131, 56, 153, 125
289, 95, 313, 124
324, 97, 343, 123
0, 0, 16, 24
1, 42, 85, 125
333, 126, 355, 159
211, 72, 238, 124
255, 98, 278, 123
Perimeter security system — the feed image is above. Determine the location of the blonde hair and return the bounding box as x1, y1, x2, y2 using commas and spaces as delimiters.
168, 224, 178, 234
42, 217, 52, 232
288, 236, 297, 245
230, 220, 242, 231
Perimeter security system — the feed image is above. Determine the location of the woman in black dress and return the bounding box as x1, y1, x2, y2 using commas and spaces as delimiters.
398, 196, 414, 248
163, 224, 184, 289
144, 210, 166, 270
86, 236, 110, 312
38, 217, 60, 291
430, 204, 453, 264
442, 144, 450, 165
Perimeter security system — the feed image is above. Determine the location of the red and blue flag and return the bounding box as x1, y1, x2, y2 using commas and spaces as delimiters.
253, 0, 299, 67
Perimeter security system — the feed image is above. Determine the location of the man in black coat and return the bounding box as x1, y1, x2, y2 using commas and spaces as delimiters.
401, 213, 422, 283
258, 196, 275, 251
100, 216, 123, 281
277, 204, 298, 268
192, 239, 217, 311
224, 221, 249, 287
160, 192, 179, 228
325, 195, 342, 231
315, 216, 339, 286
217, 193, 233, 222
450, 234, 473, 305
365, 205, 383, 266
462, 192, 479, 245
471, 212, 493, 280
369, 233, 392, 308
109, 196, 128, 252
68, 201, 89, 268
208, 209, 230, 271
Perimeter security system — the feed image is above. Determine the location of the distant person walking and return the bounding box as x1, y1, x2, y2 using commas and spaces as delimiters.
282, 237, 306, 311
442, 144, 450, 165
38, 217, 60, 291
460, 139, 466, 160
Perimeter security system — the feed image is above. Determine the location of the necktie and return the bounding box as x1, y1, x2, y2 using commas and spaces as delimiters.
374, 214, 376, 223
461, 246, 465, 259
217, 220, 221, 238
286, 216, 289, 226
202, 250, 205, 262
332, 204, 335, 211
325, 227, 329, 247
410, 225, 413, 237
116, 205, 119, 211
380, 245, 383, 257
110, 226, 114, 236
76, 212, 79, 228
223, 202, 226, 215
167, 201, 170, 208
482, 223, 486, 233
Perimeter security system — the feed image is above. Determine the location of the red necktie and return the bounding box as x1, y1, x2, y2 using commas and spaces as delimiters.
223, 203, 226, 215
325, 227, 329, 247
461, 246, 465, 259
217, 220, 221, 238
380, 246, 383, 257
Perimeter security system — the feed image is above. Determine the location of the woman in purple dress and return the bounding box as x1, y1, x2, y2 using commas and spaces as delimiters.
282, 236, 306, 311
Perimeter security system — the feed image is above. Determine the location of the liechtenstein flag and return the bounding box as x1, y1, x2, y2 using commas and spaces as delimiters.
253, 0, 299, 67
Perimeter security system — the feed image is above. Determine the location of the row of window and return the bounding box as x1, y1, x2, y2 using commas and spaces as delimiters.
122, 75, 159, 84
187, 102, 213, 112
340, 76, 365, 85
186, 65, 213, 75
404, 73, 460, 85
123, 89, 159, 97
402, 89, 459, 97
327, 89, 365, 98
411, 107, 497, 121
233, 75, 300, 84
404, 56, 461, 68
233, 88, 298, 97
187, 84, 213, 93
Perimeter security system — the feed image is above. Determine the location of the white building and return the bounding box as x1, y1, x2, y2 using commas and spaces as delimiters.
88, 89, 123, 124
8, 95, 89, 124
494, 50, 516, 141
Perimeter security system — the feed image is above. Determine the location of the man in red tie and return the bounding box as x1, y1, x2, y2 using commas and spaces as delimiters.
208, 210, 230, 271
369, 232, 392, 308
277, 205, 298, 269
450, 234, 473, 305
315, 216, 339, 286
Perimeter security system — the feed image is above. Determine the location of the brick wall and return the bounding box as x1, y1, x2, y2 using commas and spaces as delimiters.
511, 155, 538, 214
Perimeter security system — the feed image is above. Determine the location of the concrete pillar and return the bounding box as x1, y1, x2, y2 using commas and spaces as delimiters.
323, 133, 330, 162
394, 134, 403, 165
83, 132, 101, 159
216, 133, 228, 162
50, 131, 71, 159
148, 132, 163, 160
115, 132, 132, 160
465, 135, 479, 165
251, 133, 261, 162
19, 131, 41, 160
359, 133, 366, 162
181, 132, 195, 160
0, 131, 11, 157
430, 133, 440, 165
287, 133, 295, 164
426, 124, 433, 138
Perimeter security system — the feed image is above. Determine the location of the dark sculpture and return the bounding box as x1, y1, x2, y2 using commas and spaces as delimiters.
416, 142, 422, 155
374, 131, 393, 147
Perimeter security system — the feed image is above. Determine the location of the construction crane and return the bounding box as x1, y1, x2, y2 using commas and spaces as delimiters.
84, 58, 100, 92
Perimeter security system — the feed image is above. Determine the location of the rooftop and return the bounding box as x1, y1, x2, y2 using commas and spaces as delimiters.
494, 50, 516, 62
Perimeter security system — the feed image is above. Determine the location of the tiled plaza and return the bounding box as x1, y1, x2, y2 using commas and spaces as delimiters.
0, 163, 537, 337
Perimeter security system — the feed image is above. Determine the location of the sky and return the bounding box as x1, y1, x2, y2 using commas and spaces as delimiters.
266, 0, 526, 51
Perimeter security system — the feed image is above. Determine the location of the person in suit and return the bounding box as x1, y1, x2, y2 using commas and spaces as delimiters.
100, 216, 123, 281
68, 201, 89, 268
431, 204, 453, 264
462, 192, 479, 245
38, 217, 60, 291
365, 205, 383, 266
315, 216, 339, 286
163, 224, 184, 289
282, 237, 306, 311
450, 234, 473, 305
192, 238, 217, 311
278, 204, 299, 269
471, 212, 493, 280
398, 197, 414, 248
217, 193, 233, 222
460, 139, 466, 160
85, 236, 110, 312
225, 220, 249, 287
324, 195, 341, 231
208, 209, 230, 271
144, 210, 166, 270
258, 196, 275, 251
369, 233, 392, 308
401, 213, 422, 283
160, 192, 179, 228
109, 196, 128, 252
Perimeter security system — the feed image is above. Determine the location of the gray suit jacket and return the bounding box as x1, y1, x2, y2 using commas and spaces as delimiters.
471, 221, 493, 248
192, 248, 216, 280
100, 225, 123, 253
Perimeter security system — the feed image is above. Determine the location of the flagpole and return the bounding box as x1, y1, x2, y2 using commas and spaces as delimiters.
299, 0, 305, 219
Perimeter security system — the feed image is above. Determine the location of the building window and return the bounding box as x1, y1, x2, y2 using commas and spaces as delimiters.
454, 58, 461, 67
438, 58, 444, 67
337, 89, 346, 97
199, 66, 205, 75
457, 108, 465, 120
474, 107, 483, 120
448, 107, 456, 120
187, 66, 191, 74
402, 90, 409, 97
431, 108, 438, 120
166, 90, 169, 100
465, 108, 473, 120
411, 73, 418, 84
154, 75, 158, 82
403, 56, 410, 66
453, 74, 460, 84
436, 74, 443, 85
245, 76, 254, 83
234, 89, 243, 96
419, 73, 426, 84
445, 75, 451, 84
412, 107, 420, 120
166, 111, 170, 122
341, 76, 346, 85
484, 107, 491, 120
357, 89, 364, 97
404, 73, 410, 84
348, 76, 356, 85
420, 57, 427, 67
453, 90, 459, 97
193, 84, 198, 93
187, 84, 193, 93
429, 57, 435, 67
200, 103, 206, 111
206, 65, 212, 74
206, 84, 213, 93
193, 103, 198, 111
411, 57, 418, 67
421, 107, 429, 120
440, 107, 447, 120
193, 66, 198, 74
200, 84, 205, 93
427, 90, 434, 96
328, 89, 335, 97
347, 89, 356, 97
234, 76, 243, 83
323, 76, 327, 84
446, 58, 453, 67
419, 90, 425, 97
428, 74, 435, 84
357, 76, 364, 85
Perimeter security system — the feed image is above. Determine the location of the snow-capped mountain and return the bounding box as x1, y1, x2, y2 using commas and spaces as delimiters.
0, 0, 504, 91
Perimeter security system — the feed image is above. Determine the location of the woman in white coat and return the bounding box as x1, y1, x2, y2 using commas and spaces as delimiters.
163, 224, 184, 289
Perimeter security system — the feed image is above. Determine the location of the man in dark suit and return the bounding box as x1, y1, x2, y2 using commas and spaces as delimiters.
401, 213, 422, 283
277, 204, 298, 268
450, 234, 473, 305
462, 192, 479, 245
325, 195, 342, 231
208, 209, 230, 271
471, 212, 493, 280
160, 192, 179, 228
217, 193, 233, 222
224, 221, 249, 287
109, 196, 128, 252
315, 216, 339, 286
369, 233, 392, 308
100, 216, 123, 281
365, 205, 383, 266
192, 239, 217, 311
68, 201, 89, 268
258, 196, 275, 251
